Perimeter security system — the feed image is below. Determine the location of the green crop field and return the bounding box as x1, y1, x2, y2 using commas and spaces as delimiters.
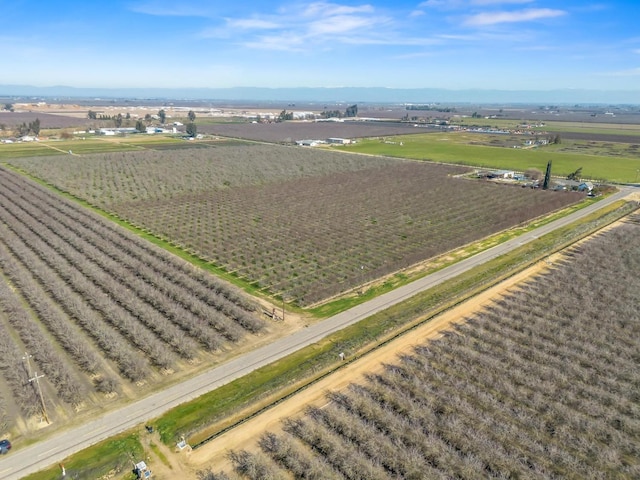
337, 133, 640, 182
533, 121, 640, 136
0, 142, 67, 159
0, 135, 200, 160
453, 117, 640, 135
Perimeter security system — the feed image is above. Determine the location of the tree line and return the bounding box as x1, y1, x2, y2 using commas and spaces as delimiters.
86, 109, 198, 136
14, 118, 40, 137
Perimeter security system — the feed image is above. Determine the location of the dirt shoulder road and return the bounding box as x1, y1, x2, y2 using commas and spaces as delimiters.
187, 257, 555, 474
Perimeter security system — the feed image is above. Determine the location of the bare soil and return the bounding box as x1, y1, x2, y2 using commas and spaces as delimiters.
0, 112, 93, 129
197, 120, 428, 143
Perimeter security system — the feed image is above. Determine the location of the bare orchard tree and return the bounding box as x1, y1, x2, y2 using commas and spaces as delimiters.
227, 449, 284, 480
197, 469, 236, 480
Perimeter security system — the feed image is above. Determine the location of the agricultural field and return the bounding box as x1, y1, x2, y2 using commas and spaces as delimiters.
338, 132, 640, 183
210, 215, 640, 480
0, 111, 93, 129
0, 131, 215, 160
6, 145, 582, 306
0, 166, 263, 432
197, 120, 424, 143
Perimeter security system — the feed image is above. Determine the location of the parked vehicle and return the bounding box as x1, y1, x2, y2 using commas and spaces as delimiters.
0, 439, 11, 453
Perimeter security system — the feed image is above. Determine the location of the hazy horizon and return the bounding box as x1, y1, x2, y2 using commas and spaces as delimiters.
3, 84, 640, 105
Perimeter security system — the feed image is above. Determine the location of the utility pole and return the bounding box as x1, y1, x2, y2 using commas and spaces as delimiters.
29, 372, 50, 424
22, 351, 33, 378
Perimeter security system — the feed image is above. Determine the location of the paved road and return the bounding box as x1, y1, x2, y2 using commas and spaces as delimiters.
0, 188, 634, 479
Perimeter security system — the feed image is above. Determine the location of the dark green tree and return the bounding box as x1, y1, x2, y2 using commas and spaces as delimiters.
87, 110, 97, 120
114, 113, 123, 128
186, 122, 197, 137
567, 167, 582, 181
29, 118, 41, 136
542, 160, 552, 190
321, 109, 341, 119
135, 120, 146, 132
16, 122, 29, 136
188, 110, 196, 122
277, 110, 293, 122
3, 103, 13, 112
158, 109, 166, 124
345, 104, 358, 117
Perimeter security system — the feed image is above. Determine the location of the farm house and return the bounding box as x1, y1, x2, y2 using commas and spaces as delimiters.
99, 127, 137, 135
296, 139, 323, 147
326, 137, 351, 144
487, 170, 515, 179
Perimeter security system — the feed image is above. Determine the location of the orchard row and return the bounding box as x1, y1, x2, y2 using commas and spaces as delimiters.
7, 144, 399, 205
212, 217, 640, 479
8, 147, 581, 305
0, 167, 262, 425
114, 162, 580, 305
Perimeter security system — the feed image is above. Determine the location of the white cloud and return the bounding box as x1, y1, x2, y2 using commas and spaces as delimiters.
301, 2, 375, 17
470, 0, 534, 5
129, 2, 216, 17
228, 18, 281, 30
394, 51, 436, 59
243, 32, 307, 52
207, 2, 395, 51
419, 0, 533, 8
418, 0, 447, 7
464, 8, 566, 26
132, 1, 567, 56
601, 67, 640, 77
308, 14, 382, 35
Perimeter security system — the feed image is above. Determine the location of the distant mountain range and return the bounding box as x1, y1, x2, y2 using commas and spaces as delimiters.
1, 85, 639, 105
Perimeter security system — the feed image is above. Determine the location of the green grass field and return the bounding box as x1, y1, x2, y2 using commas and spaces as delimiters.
532, 121, 640, 136
22, 433, 143, 480
453, 117, 640, 136
338, 133, 640, 182
0, 135, 192, 160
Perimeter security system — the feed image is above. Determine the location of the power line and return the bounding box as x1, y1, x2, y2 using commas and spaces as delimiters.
29, 372, 50, 424
22, 351, 33, 378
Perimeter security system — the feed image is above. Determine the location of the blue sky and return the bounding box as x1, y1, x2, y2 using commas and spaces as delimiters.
2, 0, 640, 92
